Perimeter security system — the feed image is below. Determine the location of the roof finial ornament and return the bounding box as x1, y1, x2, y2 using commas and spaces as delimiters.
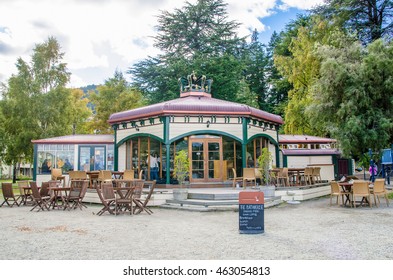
178, 71, 213, 93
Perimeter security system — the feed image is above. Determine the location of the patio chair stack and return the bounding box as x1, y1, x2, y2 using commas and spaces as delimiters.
1, 183, 21, 207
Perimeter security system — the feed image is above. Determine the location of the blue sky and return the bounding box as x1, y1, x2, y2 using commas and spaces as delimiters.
0, 0, 323, 87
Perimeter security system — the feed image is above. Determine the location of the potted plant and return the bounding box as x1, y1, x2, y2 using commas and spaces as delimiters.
257, 147, 275, 197
172, 150, 190, 200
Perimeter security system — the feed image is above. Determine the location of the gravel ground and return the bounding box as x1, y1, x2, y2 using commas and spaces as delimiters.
1, 196, 392, 260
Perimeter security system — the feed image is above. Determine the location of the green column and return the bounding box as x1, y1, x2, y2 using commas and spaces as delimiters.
164, 116, 171, 185
113, 125, 118, 171
242, 117, 248, 168
275, 128, 280, 167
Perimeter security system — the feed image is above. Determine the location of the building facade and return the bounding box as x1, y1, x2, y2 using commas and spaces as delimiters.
108, 73, 283, 186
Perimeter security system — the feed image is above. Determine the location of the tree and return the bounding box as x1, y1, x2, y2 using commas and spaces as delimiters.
88, 71, 145, 133
129, 0, 246, 104
316, 0, 393, 44
243, 34, 271, 111
69, 88, 93, 134
1, 37, 72, 181
154, 0, 242, 59
308, 38, 393, 158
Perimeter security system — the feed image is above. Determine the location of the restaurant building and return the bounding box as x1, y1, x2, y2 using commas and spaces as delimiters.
31, 73, 346, 186
108, 73, 283, 186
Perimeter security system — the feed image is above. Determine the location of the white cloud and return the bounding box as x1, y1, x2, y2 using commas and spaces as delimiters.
280, 0, 324, 10
0, 0, 325, 87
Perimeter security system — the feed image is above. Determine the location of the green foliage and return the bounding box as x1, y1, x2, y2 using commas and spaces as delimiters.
154, 0, 242, 59
173, 150, 190, 186
315, 0, 393, 44
129, 0, 247, 105
88, 71, 145, 133
308, 38, 393, 158
69, 88, 93, 134
0, 37, 72, 167
257, 147, 273, 185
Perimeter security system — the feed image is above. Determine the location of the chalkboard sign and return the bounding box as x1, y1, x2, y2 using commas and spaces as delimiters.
239, 192, 264, 234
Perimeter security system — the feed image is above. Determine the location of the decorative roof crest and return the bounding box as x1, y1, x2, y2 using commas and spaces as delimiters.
178, 71, 213, 93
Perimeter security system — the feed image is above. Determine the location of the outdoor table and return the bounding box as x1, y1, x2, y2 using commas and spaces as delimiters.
113, 187, 134, 215
338, 182, 353, 206
288, 168, 305, 185
22, 186, 36, 205
112, 171, 124, 180
87, 171, 99, 188
338, 181, 373, 207
48, 187, 70, 209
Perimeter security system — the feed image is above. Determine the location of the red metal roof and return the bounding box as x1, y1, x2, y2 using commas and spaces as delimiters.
31, 134, 114, 144
279, 134, 336, 144
281, 149, 340, 156
108, 93, 283, 125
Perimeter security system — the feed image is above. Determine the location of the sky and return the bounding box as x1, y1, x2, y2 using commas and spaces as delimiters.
0, 0, 324, 88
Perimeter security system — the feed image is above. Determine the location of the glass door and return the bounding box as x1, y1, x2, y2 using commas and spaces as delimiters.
79, 146, 106, 171
189, 137, 223, 182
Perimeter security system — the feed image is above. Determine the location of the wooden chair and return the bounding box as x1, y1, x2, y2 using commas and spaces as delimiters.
1, 183, 21, 207
98, 170, 113, 188
138, 169, 144, 180
17, 180, 31, 205
51, 168, 65, 187
301, 167, 314, 185
123, 169, 135, 180
277, 168, 290, 187
371, 179, 389, 207
312, 167, 321, 183
63, 180, 83, 211
68, 171, 87, 186
130, 180, 145, 214
134, 180, 156, 215
231, 168, 243, 188
39, 182, 51, 197
352, 180, 372, 208
330, 181, 351, 206
243, 168, 257, 189
29, 181, 50, 211
96, 182, 116, 216
112, 179, 138, 215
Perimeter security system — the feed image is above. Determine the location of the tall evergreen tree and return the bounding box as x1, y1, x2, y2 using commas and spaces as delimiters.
129, 0, 246, 104
316, 0, 393, 44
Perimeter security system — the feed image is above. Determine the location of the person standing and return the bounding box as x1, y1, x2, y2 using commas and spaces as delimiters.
369, 162, 378, 182
149, 153, 159, 180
